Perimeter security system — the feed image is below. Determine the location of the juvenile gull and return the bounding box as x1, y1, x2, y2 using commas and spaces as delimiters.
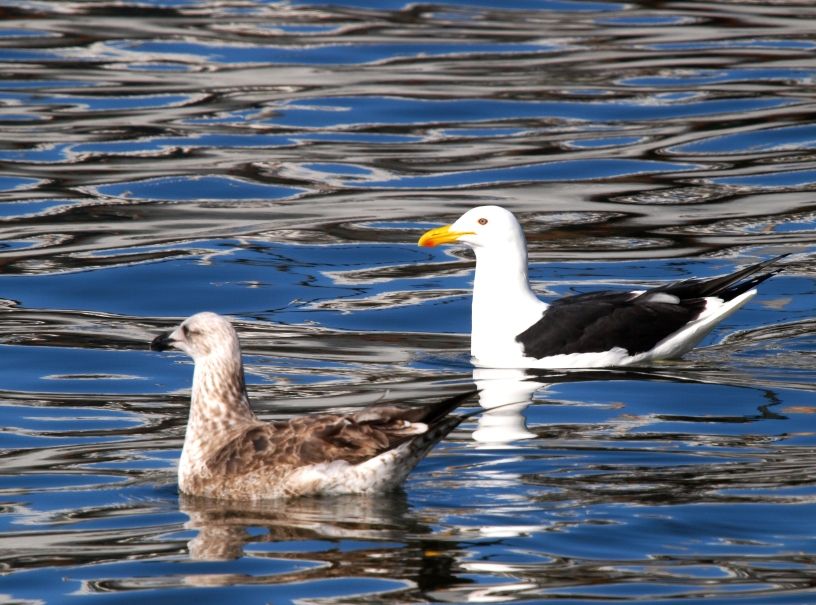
419, 205, 787, 369
151, 312, 476, 500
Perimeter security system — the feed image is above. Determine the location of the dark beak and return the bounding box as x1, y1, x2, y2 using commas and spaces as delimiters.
150, 331, 175, 352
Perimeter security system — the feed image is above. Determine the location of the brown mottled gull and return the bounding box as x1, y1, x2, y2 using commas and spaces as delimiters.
151, 312, 476, 500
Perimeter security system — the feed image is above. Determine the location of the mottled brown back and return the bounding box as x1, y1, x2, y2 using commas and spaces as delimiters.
204, 393, 475, 477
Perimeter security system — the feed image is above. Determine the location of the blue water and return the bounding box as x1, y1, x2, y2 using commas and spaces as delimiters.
1, 0, 815, 603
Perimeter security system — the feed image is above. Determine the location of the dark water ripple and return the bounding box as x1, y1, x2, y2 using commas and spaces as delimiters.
0, 0, 815, 603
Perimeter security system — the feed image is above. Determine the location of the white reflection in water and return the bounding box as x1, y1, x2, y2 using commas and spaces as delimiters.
472, 367, 538, 444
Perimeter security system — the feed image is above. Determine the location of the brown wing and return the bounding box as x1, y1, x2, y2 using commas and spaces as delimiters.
204, 408, 430, 476
203, 390, 476, 477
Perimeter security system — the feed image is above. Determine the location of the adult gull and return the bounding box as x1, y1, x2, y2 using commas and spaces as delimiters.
419, 205, 787, 369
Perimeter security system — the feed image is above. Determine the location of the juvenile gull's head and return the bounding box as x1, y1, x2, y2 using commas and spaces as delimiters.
151, 311, 241, 362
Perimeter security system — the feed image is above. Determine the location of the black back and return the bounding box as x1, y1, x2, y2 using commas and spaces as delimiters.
515, 255, 788, 359
516, 291, 706, 358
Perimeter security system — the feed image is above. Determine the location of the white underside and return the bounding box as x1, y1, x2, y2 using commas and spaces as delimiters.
471, 289, 757, 370
285, 442, 416, 497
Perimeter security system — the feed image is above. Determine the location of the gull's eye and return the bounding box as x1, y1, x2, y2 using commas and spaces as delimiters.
478, 218, 488, 226
183, 325, 201, 339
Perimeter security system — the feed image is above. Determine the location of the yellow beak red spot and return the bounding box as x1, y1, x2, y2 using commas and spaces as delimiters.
418, 224, 473, 247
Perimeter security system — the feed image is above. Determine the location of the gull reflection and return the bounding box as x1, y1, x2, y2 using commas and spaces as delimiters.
177, 492, 469, 596
471, 367, 543, 445
180, 491, 414, 561
469, 355, 795, 447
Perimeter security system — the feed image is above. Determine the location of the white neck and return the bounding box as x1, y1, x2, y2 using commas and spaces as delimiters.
470, 241, 546, 364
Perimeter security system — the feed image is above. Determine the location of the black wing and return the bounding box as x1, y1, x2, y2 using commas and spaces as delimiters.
516, 255, 788, 359
516, 291, 706, 358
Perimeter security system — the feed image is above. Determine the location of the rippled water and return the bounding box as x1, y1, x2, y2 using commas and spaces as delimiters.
1, 0, 816, 602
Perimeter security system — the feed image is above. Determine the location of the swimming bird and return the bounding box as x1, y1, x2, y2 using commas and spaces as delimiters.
418, 205, 787, 369
151, 312, 476, 500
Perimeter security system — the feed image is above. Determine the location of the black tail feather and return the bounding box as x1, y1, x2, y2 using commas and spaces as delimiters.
417, 388, 479, 425
717, 270, 782, 301
418, 388, 534, 425
354, 388, 478, 427
657, 254, 788, 301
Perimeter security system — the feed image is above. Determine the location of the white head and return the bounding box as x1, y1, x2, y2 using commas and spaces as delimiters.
417, 205, 543, 364
151, 311, 241, 362
418, 205, 526, 250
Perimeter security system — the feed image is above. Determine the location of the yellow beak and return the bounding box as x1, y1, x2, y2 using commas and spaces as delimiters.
418, 224, 474, 247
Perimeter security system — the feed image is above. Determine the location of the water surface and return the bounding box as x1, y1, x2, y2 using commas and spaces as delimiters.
1, 0, 815, 603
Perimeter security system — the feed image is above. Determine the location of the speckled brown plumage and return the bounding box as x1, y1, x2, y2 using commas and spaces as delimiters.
151, 312, 475, 501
